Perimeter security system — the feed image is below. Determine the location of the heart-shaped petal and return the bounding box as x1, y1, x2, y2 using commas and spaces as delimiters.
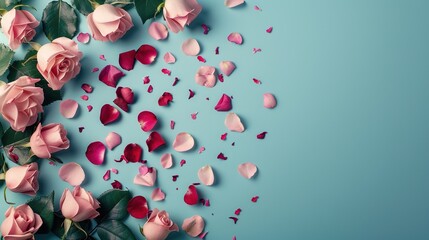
214, 94, 232, 111
86, 141, 106, 165
182, 38, 201, 56
123, 143, 142, 163
127, 196, 148, 219
195, 66, 217, 88
182, 215, 205, 237
198, 165, 214, 186
77, 32, 90, 43
227, 32, 243, 45
134, 168, 157, 186
146, 131, 166, 152
151, 188, 166, 201
238, 162, 258, 179
158, 92, 173, 106
164, 52, 176, 64
105, 132, 121, 150
60, 99, 79, 119
224, 112, 245, 132
184, 185, 199, 205
160, 153, 173, 169
138, 111, 158, 132
148, 22, 168, 40
136, 44, 158, 65
173, 132, 195, 152
100, 104, 120, 125
99, 65, 125, 87
263, 93, 277, 108
225, 0, 244, 8
119, 50, 136, 71
219, 61, 236, 76
59, 162, 85, 186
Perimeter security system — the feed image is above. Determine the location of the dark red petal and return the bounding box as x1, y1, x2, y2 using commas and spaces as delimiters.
99, 65, 125, 88
123, 143, 143, 163
197, 56, 206, 63
100, 104, 120, 125
201, 24, 210, 34
138, 111, 158, 132
111, 180, 123, 189
229, 217, 238, 224
85, 141, 106, 165
147, 85, 153, 93
172, 175, 179, 182
180, 159, 186, 167
172, 77, 179, 86
251, 196, 259, 202
143, 76, 150, 84
218, 74, 224, 83
188, 89, 195, 99
234, 208, 241, 215
113, 97, 128, 112
136, 44, 158, 65
170, 120, 175, 129
161, 68, 171, 76
221, 133, 227, 140
217, 153, 228, 160
253, 78, 262, 84
215, 47, 219, 55
214, 94, 232, 111
158, 92, 173, 106
119, 50, 136, 71
257, 131, 267, 139
184, 185, 199, 205
78, 127, 84, 133
146, 131, 166, 152
81, 83, 93, 93
127, 196, 149, 219
116, 87, 134, 104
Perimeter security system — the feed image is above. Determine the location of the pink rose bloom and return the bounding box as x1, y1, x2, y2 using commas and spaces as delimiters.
141, 208, 179, 240
0, 9, 39, 50
0, 76, 44, 132
60, 186, 100, 222
163, 0, 202, 33
30, 123, 70, 159
87, 4, 133, 42
5, 163, 39, 196
1, 204, 43, 240
36, 37, 82, 90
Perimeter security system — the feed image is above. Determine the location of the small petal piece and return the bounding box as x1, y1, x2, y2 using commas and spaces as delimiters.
266, 26, 273, 33
224, 112, 245, 132
134, 168, 157, 186
215, 94, 232, 111
151, 188, 166, 201
99, 65, 125, 87
148, 22, 168, 40
105, 132, 121, 150
77, 32, 90, 43
225, 0, 245, 8
227, 32, 243, 45
219, 61, 236, 76
127, 196, 149, 219
173, 132, 195, 152
86, 141, 106, 165
195, 66, 217, 88
164, 52, 176, 64
182, 38, 201, 56
60, 99, 78, 119
138, 111, 158, 132
100, 104, 120, 125
81, 83, 93, 93
184, 185, 199, 205
59, 162, 85, 186
146, 131, 166, 152
136, 44, 158, 65
182, 215, 205, 237
198, 165, 214, 186
257, 131, 267, 139
158, 92, 173, 106
119, 50, 136, 71
160, 153, 173, 169
263, 93, 277, 108
238, 162, 257, 179
111, 180, 123, 189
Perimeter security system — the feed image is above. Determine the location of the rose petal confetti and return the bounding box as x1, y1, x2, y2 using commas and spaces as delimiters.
215, 94, 232, 111
173, 132, 195, 152
172, 175, 179, 182
161, 68, 171, 76
111, 168, 119, 174
164, 52, 176, 64
138, 111, 158, 132
218, 74, 224, 82
77, 32, 90, 44
127, 196, 149, 219
182, 215, 205, 237
238, 162, 258, 179
87, 105, 93, 112
195, 66, 217, 88
191, 112, 198, 120
81, 83, 93, 93
100, 104, 120, 125
184, 185, 199, 205
119, 50, 136, 71
182, 38, 201, 56
219, 61, 236, 76
148, 85, 153, 93
198, 165, 214, 186
78, 127, 84, 133
197, 55, 206, 63
251, 196, 259, 202
227, 32, 243, 45
123, 143, 143, 163
170, 120, 175, 129
99, 54, 106, 61
215, 47, 219, 55
105, 132, 121, 150
198, 146, 205, 154
253, 48, 262, 54
229, 217, 238, 224
99, 65, 124, 87
151, 188, 166, 201
173, 77, 179, 86
188, 89, 196, 99
257, 131, 267, 139
146, 131, 166, 152
235, 208, 241, 215
254, 5, 261, 11
253, 78, 262, 84
266, 26, 273, 33
136, 44, 158, 65
86, 141, 106, 165
225, 112, 245, 132
201, 24, 210, 34
160, 153, 173, 169
111, 180, 123, 189
60, 99, 78, 119
221, 133, 227, 141
92, 67, 99, 72
134, 167, 157, 186
158, 92, 173, 106
198, 231, 208, 239
103, 170, 110, 181
225, 0, 244, 8
59, 162, 85, 186
180, 159, 186, 167
148, 22, 169, 40
143, 76, 150, 84
81, 95, 89, 101
263, 93, 277, 108
217, 153, 228, 160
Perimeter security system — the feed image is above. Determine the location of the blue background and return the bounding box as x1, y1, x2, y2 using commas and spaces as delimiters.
1, 0, 429, 239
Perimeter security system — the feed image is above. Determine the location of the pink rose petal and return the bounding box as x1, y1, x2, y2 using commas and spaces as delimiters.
59, 162, 85, 186
195, 66, 217, 88
77, 32, 90, 44
146, 131, 166, 152
266, 26, 273, 33
99, 65, 125, 88
221, 133, 227, 141
86, 141, 106, 165
199, 146, 205, 154
198, 231, 208, 239
111, 168, 119, 174
227, 32, 243, 45
218, 74, 224, 82
100, 55, 106, 61
225, 0, 245, 8
158, 92, 173, 106
100, 104, 120, 125
103, 170, 111, 181
92, 67, 99, 72
263, 93, 277, 108
164, 52, 176, 64
87, 105, 93, 112
184, 185, 199, 205
225, 112, 245, 132
147, 85, 153, 93
105, 132, 121, 150
182, 215, 205, 237
123, 143, 143, 163
127, 196, 149, 219
254, 5, 261, 11
160, 153, 173, 169
119, 50, 136, 71
238, 162, 257, 179
173, 132, 195, 152
215, 94, 232, 111
60, 99, 79, 119
182, 38, 200, 56
139, 165, 149, 175
191, 112, 198, 120
136, 44, 158, 65
219, 61, 236, 76
161, 68, 171, 76
138, 111, 158, 132
81, 83, 93, 93
151, 188, 166, 201
148, 22, 169, 40
198, 165, 214, 186
134, 168, 157, 186
257, 131, 267, 139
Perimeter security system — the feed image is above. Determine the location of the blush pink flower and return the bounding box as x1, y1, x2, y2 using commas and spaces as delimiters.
37, 37, 82, 90
1, 204, 43, 240
5, 163, 39, 196
60, 186, 100, 222
87, 4, 133, 42
30, 123, 70, 159
141, 208, 179, 240
163, 0, 202, 33
0, 76, 44, 132
0, 9, 39, 50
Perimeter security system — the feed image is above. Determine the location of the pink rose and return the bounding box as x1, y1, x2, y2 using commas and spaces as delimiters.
30, 123, 70, 159
36, 37, 82, 90
141, 208, 179, 240
5, 163, 39, 196
0, 76, 44, 132
0, 9, 39, 50
60, 186, 100, 222
1, 204, 43, 240
163, 0, 202, 33
87, 4, 133, 42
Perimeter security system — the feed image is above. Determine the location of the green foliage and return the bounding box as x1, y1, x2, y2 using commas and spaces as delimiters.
42, 0, 78, 41
96, 189, 132, 222
97, 220, 137, 240
0, 43, 14, 76
52, 213, 93, 240
27, 192, 55, 233
135, 0, 164, 24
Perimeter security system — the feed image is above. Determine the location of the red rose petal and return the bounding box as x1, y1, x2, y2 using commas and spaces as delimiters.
86, 141, 106, 165
146, 131, 166, 152
217, 153, 228, 160
227, 32, 243, 45
77, 32, 90, 44
221, 133, 227, 141
127, 196, 149, 219
116, 87, 134, 104
136, 44, 158, 65
197, 55, 206, 63
87, 105, 93, 112
119, 50, 136, 71
138, 111, 158, 132
158, 92, 173, 106
143, 76, 150, 84
81, 83, 93, 93
229, 217, 238, 224
180, 159, 186, 167
111, 180, 123, 189
172, 175, 179, 182
214, 94, 232, 111
257, 131, 267, 139
266, 26, 273, 33
147, 85, 153, 93
103, 170, 110, 181
201, 24, 210, 34
100, 104, 120, 125
215, 47, 219, 55
234, 208, 241, 215
170, 120, 175, 129
172, 77, 179, 86
191, 112, 198, 120
188, 89, 195, 99
99, 65, 124, 88
253, 78, 262, 84
218, 74, 224, 83
251, 196, 259, 202
161, 68, 171, 76
254, 5, 261, 11
184, 185, 199, 205
113, 97, 129, 112
92, 67, 99, 72
123, 143, 143, 163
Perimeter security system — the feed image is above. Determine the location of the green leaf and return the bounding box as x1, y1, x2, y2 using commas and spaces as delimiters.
135, 0, 163, 24
42, 0, 78, 41
105, 0, 134, 9
1, 125, 35, 147
52, 213, 92, 240
26, 192, 55, 233
96, 189, 131, 222
97, 220, 137, 240
72, 0, 100, 16
0, 122, 4, 140
0, 43, 14, 76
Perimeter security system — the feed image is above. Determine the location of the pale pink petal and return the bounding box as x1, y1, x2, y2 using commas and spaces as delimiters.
77, 32, 90, 44
198, 165, 214, 186
100, 55, 106, 61
195, 66, 217, 88
263, 93, 277, 108
111, 168, 119, 174
99, 65, 124, 88
100, 104, 120, 125
182, 215, 205, 237
105, 132, 121, 150
182, 38, 200, 56
224, 112, 245, 132
151, 188, 165, 201
139, 165, 149, 175
238, 162, 257, 179
164, 52, 176, 64
60, 99, 79, 119
173, 132, 195, 152
160, 153, 173, 169
59, 162, 85, 186
219, 61, 236, 76
254, 5, 261, 11
227, 32, 243, 45
225, 0, 245, 8
86, 141, 106, 165
214, 94, 232, 111
148, 22, 168, 40
103, 170, 110, 181
134, 168, 157, 187
136, 44, 158, 65
138, 111, 158, 132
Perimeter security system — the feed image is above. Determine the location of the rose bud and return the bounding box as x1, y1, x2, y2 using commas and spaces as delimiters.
0, 9, 39, 50
1, 204, 43, 239
30, 123, 70, 159
141, 208, 179, 240
60, 186, 100, 222
163, 0, 202, 33
5, 163, 39, 196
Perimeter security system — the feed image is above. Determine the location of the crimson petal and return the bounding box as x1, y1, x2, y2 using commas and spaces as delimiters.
113, 97, 128, 112
214, 94, 232, 111
138, 111, 158, 132
86, 141, 106, 165
119, 50, 136, 71
136, 44, 158, 65
99, 65, 125, 88
123, 143, 143, 163
100, 104, 120, 125
127, 196, 149, 219
81, 83, 93, 93
146, 131, 166, 152
184, 185, 199, 205
116, 87, 134, 104
158, 92, 173, 106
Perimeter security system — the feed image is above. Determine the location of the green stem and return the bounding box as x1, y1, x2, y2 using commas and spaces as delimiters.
62, 219, 72, 240
110, 1, 133, 5
73, 222, 88, 239
13, 4, 37, 11
154, 2, 165, 18
21, 55, 37, 66
3, 187, 15, 205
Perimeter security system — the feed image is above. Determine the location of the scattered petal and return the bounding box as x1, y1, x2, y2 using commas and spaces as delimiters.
123, 143, 143, 163
77, 32, 90, 44
87, 105, 93, 112
173, 132, 195, 152
191, 112, 198, 120
143, 76, 150, 84
182, 215, 205, 237
138, 111, 158, 132
266, 26, 273, 33
198, 146, 205, 154
78, 127, 84, 133
113, 97, 128, 112
136, 44, 158, 65
198, 165, 214, 186
201, 24, 210, 34
148, 22, 168, 40
225, 0, 244, 8
253, 78, 262, 84
195, 66, 217, 88
263, 93, 277, 108
229, 217, 238, 224
215, 94, 232, 111
227, 32, 243, 45
92, 67, 99, 72
99, 65, 125, 88
119, 50, 136, 71
257, 131, 267, 139
81, 83, 93, 93
86, 141, 106, 165
217, 153, 228, 160
134, 168, 157, 186
224, 112, 245, 132
59, 162, 85, 186
100, 104, 120, 125
81, 95, 89, 101
158, 92, 173, 106
170, 120, 175, 129
164, 52, 176, 64
219, 61, 236, 76
172, 77, 179, 86
238, 162, 257, 179
180, 159, 186, 167
160, 153, 173, 169
198, 231, 208, 239
111, 168, 119, 174
184, 185, 199, 205
105, 132, 121, 150
162, 68, 171, 76
127, 196, 149, 219
218, 74, 224, 82
117, 87, 134, 104
182, 38, 201, 56
254, 5, 261, 11
111, 180, 123, 189
221, 133, 227, 141
188, 89, 195, 99
197, 55, 206, 63
151, 188, 166, 201
103, 170, 111, 181
253, 48, 262, 54
99, 54, 106, 61
146, 131, 166, 152
172, 175, 179, 182
60, 99, 78, 119
147, 85, 153, 93
235, 208, 241, 215
215, 47, 219, 55
251, 196, 259, 202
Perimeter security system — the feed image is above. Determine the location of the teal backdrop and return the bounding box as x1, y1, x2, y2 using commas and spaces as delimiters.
1, 0, 429, 239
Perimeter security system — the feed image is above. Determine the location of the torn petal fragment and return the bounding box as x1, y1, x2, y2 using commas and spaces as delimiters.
151, 188, 166, 201
224, 112, 245, 132
182, 38, 201, 56
99, 65, 125, 88
77, 32, 90, 43
182, 215, 205, 237
103, 170, 110, 181
227, 32, 243, 45
59, 162, 85, 186
238, 162, 258, 179
184, 185, 199, 205
198, 165, 214, 186
214, 94, 232, 111
160, 153, 173, 169
164, 52, 176, 64
173, 132, 195, 152
257, 131, 267, 139
81, 83, 93, 93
